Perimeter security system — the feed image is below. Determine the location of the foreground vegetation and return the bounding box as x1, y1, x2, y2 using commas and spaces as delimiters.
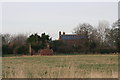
2, 54, 118, 78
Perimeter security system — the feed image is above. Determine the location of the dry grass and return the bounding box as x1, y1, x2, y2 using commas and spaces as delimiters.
2, 54, 118, 78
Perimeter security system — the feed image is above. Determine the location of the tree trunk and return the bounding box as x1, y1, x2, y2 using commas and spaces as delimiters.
29, 43, 32, 56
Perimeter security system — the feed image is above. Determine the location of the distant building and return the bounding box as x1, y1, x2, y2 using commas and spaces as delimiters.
59, 31, 86, 47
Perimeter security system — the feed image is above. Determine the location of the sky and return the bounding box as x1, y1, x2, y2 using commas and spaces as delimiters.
1, 2, 118, 40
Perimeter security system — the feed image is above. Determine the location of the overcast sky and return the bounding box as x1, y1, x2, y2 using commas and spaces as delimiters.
2, 2, 118, 39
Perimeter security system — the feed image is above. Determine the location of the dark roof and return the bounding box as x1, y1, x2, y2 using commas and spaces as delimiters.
60, 35, 86, 40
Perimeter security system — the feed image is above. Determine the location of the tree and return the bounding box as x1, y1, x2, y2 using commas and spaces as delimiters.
27, 33, 52, 55
89, 41, 96, 53
105, 28, 117, 48
27, 33, 41, 55
11, 34, 28, 55
111, 19, 120, 52
2, 34, 14, 55
51, 40, 64, 52
97, 20, 110, 43
2, 34, 13, 45
16, 45, 29, 55
104, 19, 120, 53
73, 23, 93, 36
40, 33, 52, 49
12, 34, 27, 45
2, 34, 28, 55
27, 33, 41, 45
117, 19, 120, 52
73, 23, 95, 53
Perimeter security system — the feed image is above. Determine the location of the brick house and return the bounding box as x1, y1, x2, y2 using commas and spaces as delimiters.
58, 31, 86, 50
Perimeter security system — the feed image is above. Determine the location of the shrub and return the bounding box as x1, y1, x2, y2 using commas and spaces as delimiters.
2, 45, 13, 54
16, 45, 29, 54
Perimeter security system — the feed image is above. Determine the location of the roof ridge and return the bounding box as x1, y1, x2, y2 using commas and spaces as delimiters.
61, 34, 82, 36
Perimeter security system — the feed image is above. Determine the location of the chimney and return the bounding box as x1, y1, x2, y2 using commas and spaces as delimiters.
59, 31, 61, 36
63, 32, 65, 35
59, 31, 61, 40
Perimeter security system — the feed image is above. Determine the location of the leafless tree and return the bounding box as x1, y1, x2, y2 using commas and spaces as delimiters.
12, 34, 28, 45
97, 20, 110, 43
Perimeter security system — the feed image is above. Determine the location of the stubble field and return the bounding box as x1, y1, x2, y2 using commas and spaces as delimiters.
2, 54, 118, 78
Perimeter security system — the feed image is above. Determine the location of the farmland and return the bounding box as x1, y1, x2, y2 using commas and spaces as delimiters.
2, 54, 118, 78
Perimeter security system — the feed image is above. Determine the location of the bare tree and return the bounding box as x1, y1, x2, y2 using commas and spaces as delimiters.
73, 23, 93, 36
12, 34, 28, 55
2, 33, 13, 45
97, 20, 110, 43
12, 34, 27, 45
73, 23, 96, 53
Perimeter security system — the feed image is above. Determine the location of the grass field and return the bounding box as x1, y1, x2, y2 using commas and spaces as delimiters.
2, 54, 118, 78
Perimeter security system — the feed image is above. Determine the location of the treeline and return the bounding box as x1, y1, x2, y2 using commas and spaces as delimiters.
53, 20, 120, 54
2, 33, 52, 56
1, 20, 120, 56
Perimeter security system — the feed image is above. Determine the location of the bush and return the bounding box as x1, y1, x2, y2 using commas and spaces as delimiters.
51, 40, 64, 52
99, 49, 117, 54
31, 44, 41, 53
2, 45, 13, 54
16, 45, 29, 54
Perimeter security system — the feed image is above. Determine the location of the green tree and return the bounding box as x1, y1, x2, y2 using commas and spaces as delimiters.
40, 33, 52, 49
27, 33, 41, 55
27, 33, 41, 44
27, 33, 52, 55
